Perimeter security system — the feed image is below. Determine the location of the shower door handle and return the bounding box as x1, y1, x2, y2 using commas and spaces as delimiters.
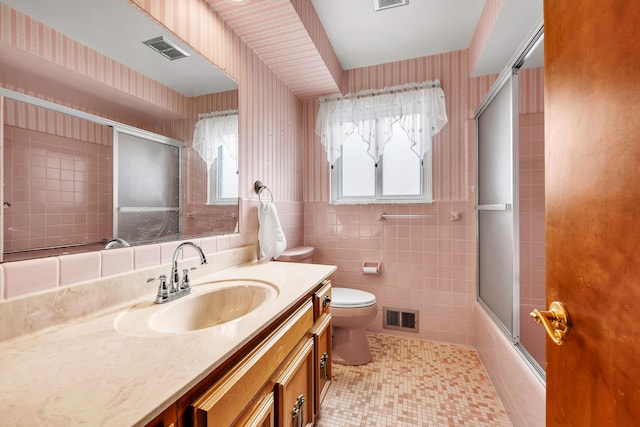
530, 301, 570, 345
476, 203, 511, 211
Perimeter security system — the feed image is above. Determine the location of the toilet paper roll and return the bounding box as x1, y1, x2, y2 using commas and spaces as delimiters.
363, 266, 378, 274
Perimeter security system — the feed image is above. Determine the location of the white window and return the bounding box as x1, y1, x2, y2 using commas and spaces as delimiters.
332, 121, 431, 203
317, 82, 447, 204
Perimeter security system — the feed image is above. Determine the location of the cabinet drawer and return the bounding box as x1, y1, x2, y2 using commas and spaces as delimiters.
274, 338, 315, 427
192, 301, 313, 426
310, 313, 332, 414
313, 280, 332, 320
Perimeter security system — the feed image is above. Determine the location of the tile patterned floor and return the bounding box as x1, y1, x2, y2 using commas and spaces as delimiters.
316, 334, 512, 427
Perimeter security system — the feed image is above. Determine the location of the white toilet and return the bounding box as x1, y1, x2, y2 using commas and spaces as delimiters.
278, 247, 378, 366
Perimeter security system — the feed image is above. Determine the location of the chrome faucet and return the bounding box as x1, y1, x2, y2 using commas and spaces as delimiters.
104, 238, 130, 249
147, 241, 208, 304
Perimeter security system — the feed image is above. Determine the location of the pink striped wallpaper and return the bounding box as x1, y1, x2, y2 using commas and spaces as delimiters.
3, 100, 112, 146
468, 0, 505, 76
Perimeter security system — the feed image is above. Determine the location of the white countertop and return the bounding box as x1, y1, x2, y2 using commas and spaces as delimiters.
0, 260, 336, 426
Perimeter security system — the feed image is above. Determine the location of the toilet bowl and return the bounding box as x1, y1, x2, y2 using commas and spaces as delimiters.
278, 247, 378, 365
330, 287, 378, 365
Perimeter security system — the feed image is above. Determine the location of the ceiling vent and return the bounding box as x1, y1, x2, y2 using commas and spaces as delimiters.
373, 0, 409, 11
143, 36, 190, 61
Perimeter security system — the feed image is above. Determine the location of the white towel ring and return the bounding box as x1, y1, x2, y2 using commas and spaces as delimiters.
254, 180, 274, 202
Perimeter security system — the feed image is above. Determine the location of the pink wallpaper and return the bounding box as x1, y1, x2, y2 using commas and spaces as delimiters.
468, 0, 505, 76
3, 100, 112, 146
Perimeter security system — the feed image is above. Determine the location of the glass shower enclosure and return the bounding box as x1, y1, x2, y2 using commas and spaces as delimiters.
476, 26, 545, 381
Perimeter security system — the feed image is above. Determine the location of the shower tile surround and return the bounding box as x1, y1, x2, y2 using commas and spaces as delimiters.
317, 333, 512, 427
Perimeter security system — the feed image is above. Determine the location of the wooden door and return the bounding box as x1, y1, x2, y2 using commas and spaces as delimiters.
544, 0, 640, 425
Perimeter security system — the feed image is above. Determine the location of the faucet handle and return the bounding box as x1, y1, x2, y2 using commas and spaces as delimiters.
147, 274, 170, 303
180, 267, 197, 290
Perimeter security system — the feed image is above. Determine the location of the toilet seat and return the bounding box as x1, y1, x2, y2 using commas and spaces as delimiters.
331, 287, 376, 308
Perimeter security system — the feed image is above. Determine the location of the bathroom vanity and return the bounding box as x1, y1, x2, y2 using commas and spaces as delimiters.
149, 279, 333, 427
0, 248, 336, 426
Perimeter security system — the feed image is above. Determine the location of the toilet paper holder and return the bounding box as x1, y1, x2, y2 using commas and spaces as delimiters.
362, 261, 381, 274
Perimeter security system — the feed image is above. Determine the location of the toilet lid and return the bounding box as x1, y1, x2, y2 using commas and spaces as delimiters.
278, 246, 314, 262
331, 288, 377, 308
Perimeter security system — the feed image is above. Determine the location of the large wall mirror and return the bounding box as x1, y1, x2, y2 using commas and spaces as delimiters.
0, 0, 239, 262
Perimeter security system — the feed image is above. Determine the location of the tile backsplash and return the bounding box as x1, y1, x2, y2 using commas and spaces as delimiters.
0, 244, 257, 342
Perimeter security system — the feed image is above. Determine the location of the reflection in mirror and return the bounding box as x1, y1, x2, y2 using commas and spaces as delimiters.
115, 130, 181, 245
193, 110, 239, 205
3, 99, 113, 261
0, 0, 239, 262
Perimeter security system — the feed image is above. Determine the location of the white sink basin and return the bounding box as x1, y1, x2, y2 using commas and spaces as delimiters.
114, 279, 278, 337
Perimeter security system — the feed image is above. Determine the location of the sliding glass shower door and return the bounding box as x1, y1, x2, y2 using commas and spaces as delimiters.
476, 74, 519, 339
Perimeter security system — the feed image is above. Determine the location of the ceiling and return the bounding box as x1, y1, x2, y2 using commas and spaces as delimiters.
1, 0, 543, 102
310, 0, 486, 70
309, 0, 543, 74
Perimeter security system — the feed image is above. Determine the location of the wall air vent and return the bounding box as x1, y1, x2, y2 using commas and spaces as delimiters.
383, 307, 419, 332
374, 0, 409, 12
143, 36, 190, 61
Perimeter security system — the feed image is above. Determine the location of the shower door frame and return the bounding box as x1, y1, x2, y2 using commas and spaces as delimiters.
475, 24, 546, 383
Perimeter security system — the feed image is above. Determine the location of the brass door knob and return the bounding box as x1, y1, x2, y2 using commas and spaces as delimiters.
530, 301, 570, 345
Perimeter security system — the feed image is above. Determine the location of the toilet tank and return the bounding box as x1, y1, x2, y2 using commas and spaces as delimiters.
277, 246, 314, 263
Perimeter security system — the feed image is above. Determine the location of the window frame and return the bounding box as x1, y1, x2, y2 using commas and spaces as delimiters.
330, 127, 433, 205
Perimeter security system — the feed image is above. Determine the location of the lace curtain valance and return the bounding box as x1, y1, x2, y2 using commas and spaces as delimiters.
192, 110, 239, 166
315, 81, 448, 165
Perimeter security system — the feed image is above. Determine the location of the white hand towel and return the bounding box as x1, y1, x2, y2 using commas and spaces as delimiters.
258, 201, 287, 261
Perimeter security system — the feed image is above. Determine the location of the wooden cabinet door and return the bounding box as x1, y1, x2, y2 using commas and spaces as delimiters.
235, 392, 275, 427
544, 0, 640, 424
192, 302, 313, 426
310, 313, 332, 417
274, 338, 315, 427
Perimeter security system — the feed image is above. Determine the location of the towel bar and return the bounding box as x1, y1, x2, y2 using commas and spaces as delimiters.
254, 180, 274, 202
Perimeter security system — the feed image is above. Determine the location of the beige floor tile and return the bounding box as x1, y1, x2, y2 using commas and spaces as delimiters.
316, 333, 512, 427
